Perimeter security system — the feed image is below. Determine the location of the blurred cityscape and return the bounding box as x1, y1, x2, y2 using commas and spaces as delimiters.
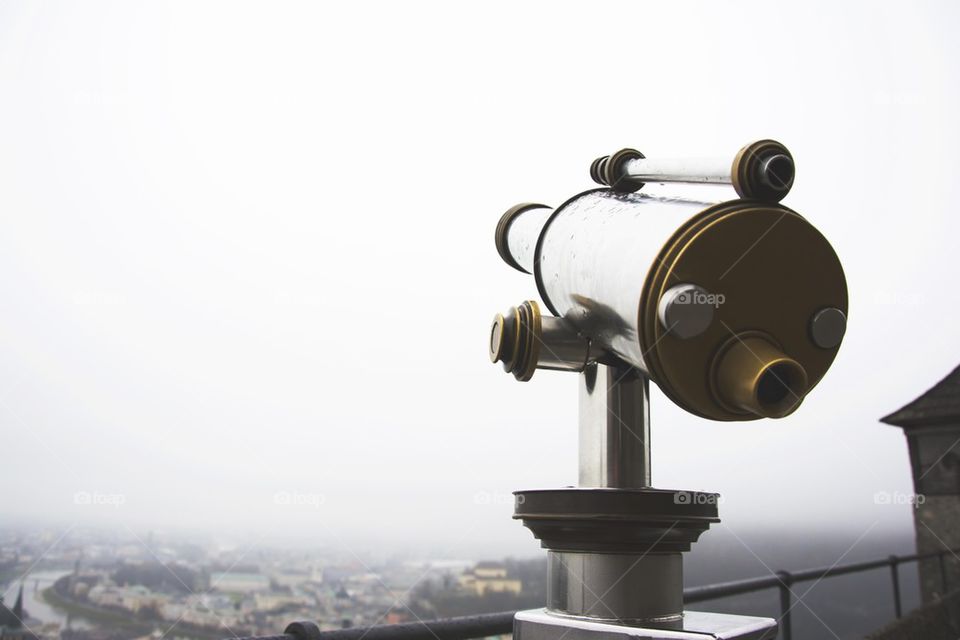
0, 527, 545, 640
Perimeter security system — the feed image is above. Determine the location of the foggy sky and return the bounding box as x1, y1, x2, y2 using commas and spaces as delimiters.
1, 1, 959, 558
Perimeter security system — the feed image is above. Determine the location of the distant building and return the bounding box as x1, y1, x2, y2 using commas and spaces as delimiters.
457, 562, 521, 596
211, 572, 271, 594
253, 593, 310, 613
271, 569, 313, 589
87, 583, 165, 614
882, 363, 960, 602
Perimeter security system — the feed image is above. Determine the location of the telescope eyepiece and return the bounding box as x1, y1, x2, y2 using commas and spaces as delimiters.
712, 334, 809, 419
759, 153, 795, 192
732, 139, 795, 201
489, 301, 597, 381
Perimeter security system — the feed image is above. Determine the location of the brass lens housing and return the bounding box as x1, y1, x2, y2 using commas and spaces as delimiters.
711, 334, 809, 418
489, 301, 542, 382
639, 200, 847, 420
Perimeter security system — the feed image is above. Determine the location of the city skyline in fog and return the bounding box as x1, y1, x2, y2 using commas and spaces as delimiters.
1, 1, 959, 557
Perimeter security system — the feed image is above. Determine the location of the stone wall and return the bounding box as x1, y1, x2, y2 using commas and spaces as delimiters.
913, 495, 960, 602
866, 588, 960, 639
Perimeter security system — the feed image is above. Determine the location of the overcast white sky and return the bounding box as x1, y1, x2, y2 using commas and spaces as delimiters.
1, 1, 959, 557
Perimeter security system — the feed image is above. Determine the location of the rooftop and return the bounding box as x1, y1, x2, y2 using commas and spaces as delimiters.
881, 364, 960, 428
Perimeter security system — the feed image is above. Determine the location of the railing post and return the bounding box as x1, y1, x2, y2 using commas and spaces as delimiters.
776, 570, 793, 640
888, 555, 902, 618
939, 551, 949, 595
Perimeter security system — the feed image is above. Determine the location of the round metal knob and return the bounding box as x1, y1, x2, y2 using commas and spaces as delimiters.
810, 307, 847, 349
657, 284, 716, 339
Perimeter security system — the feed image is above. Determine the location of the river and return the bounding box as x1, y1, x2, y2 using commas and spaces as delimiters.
4, 569, 95, 630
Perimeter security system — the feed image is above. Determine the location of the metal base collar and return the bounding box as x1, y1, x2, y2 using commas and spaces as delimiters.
548, 552, 683, 623
514, 608, 777, 640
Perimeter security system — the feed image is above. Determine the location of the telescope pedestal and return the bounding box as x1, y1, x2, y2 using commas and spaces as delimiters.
511, 365, 777, 639
514, 608, 776, 640
512, 490, 777, 639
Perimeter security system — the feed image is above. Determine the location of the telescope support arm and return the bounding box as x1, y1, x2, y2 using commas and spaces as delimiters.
579, 363, 651, 489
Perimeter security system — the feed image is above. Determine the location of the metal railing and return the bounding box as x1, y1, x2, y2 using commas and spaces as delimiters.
242, 547, 958, 640
684, 547, 956, 639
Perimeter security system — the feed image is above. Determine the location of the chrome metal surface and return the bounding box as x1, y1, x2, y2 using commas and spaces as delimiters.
505, 205, 553, 274
622, 156, 731, 185
514, 608, 777, 640
579, 363, 651, 489
493, 187, 846, 421
810, 307, 847, 349
537, 191, 710, 373
657, 284, 716, 339
539, 316, 593, 372
548, 552, 682, 623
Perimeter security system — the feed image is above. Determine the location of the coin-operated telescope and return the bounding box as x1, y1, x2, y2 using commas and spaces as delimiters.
489, 141, 847, 640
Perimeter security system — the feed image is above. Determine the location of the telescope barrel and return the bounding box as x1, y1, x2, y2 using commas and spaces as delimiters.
492, 186, 847, 421
494, 203, 552, 274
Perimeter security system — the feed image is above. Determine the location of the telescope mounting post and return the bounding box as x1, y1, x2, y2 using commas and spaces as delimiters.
578, 363, 651, 490
512, 358, 777, 639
